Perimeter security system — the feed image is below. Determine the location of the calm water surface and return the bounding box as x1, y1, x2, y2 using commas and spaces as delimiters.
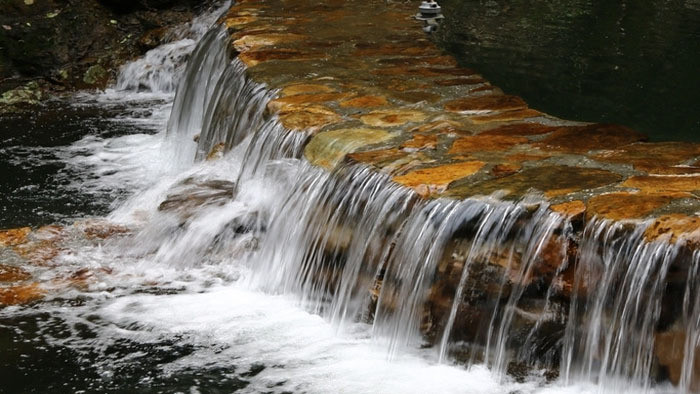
436, 0, 700, 141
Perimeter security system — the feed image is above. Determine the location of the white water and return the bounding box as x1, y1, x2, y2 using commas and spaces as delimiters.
3, 3, 698, 393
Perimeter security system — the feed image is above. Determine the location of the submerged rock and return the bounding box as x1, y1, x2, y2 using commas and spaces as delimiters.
304, 128, 395, 169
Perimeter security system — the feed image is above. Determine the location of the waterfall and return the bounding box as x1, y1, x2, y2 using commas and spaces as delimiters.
128, 21, 700, 393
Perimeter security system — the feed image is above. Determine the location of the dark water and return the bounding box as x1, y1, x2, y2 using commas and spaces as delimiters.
436, 0, 700, 142
0, 99, 160, 229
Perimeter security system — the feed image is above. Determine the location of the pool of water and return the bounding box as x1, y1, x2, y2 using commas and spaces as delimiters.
435, 0, 700, 142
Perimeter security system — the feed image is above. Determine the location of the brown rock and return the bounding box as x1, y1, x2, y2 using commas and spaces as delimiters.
491, 163, 521, 177
339, 95, 388, 108
304, 128, 395, 169
434, 77, 486, 86
655, 330, 700, 390
621, 175, 700, 195
550, 200, 586, 220
392, 161, 485, 197
233, 33, 306, 51
267, 93, 353, 113
644, 214, 700, 245
0, 265, 31, 282
470, 108, 544, 124
587, 192, 676, 221
278, 105, 342, 132
536, 124, 647, 153
0, 283, 44, 306
224, 15, 257, 28
448, 135, 528, 154
346, 148, 408, 166
0, 227, 31, 247
410, 120, 465, 134
444, 95, 528, 114
83, 222, 130, 239
280, 83, 335, 96
481, 123, 560, 137
390, 91, 441, 104
447, 166, 622, 199
359, 109, 427, 127
593, 142, 700, 168
401, 134, 438, 150
238, 49, 328, 67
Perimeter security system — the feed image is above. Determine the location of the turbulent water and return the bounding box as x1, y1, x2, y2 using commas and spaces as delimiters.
2, 3, 699, 394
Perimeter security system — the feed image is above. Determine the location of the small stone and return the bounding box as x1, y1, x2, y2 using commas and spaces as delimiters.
359, 109, 427, 127
0, 283, 43, 305
644, 214, 700, 245
83, 64, 108, 86
392, 161, 485, 197
0, 265, 31, 282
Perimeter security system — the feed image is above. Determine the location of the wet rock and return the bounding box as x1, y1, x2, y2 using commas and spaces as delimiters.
392, 161, 485, 197
447, 166, 622, 199
0, 265, 31, 282
536, 123, 647, 153
644, 214, 700, 245
238, 48, 329, 67
346, 148, 409, 168
83, 222, 129, 239
267, 92, 352, 113
137, 26, 168, 51
444, 95, 528, 114
280, 83, 335, 96
655, 330, 700, 390
82, 64, 108, 86
550, 200, 586, 221
0, 282, 44, 306
359, 109, 427, 128
586, 192, 676, 221
433, 77, 486, 86
339, 95, 388, 108
469, 108, 543, 124
401, 134, 438, 151
0, 227, 31, 247
206, 142, 226, 161
593, 142, 700, 169
481, 123, 560, 137
158, 179, 236, 218
0, 81, 42, 110
233, 33, 306, 52
448, 135, 528, 154
621, 175, 700, 195
304, 128, 395, 169
277, 105, 341, 132
491, 163, 521, 177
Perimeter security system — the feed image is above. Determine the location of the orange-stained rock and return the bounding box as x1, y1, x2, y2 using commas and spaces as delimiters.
491, 163, 521, 177
444, 95, 528, 114
224, 15, 257, 28
339, 95, 388, 108
470, 108, 544, 124
206, 142, 226, 161
410, 120, 465, 134
280, 83, 335, 96
378, 55, 457, 67
390, 91, 441, 104
305, 128, 395, 169
0, 227, 31, 247
448, 134, 528, 154
621, 175, 700, 195
447, 166, 622, 199
634, 164, 700, 175
238, 49, 328, 67
392, 161, 485, 197
359, 109, 427, 127
278, 105, 341, 132
233, 33, 306, 51
401, 134, 438, 150
481, 123, 560, 137
0, 265, 31, 282
550, 200, 586, 220
536, 123, 647, 153
644, 214, 700, 245
587, 192, 676, 221
0, 283, 44, 306
505, 150, 553, 163
267, 92, 353, 113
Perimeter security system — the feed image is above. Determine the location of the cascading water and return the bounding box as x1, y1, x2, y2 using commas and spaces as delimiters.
4, 6, 699, 393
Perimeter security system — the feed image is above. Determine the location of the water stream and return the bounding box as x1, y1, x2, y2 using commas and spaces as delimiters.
1, 4, 698, 393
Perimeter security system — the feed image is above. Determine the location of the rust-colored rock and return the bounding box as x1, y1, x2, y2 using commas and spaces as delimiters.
339, 95, 388, 108
550, 200, 586, 220
267, 92, 353, 113
0, 283, 44, 306
233, 33, 306, 51
346, 148, 408, 167
392, 161, 485, 197
280, 83, 335, 96
447, 166, 622, 199
594, 142, 700, 168
0, 265, 31, 282
401, 134, 438, 151
433, 77, 486, 86
238, 49, 328, 67
621, 175, 700, 195
359, 109, 427, 127
655, 330, 700, 390
0, 227, 31, 247
278, 105, 342, 132
470, 108, 544, 124
644, 214, 700, 245
305, 128, 395, 169
444, 95, 528, 114
491, 163, 521, 177
587, 192, 676, 221
448, 135, 528, 154
536, 124, 647, 153
83, 222, 130, 239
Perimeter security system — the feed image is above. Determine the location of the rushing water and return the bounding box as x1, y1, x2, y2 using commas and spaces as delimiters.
435, 0, 700, 142
1, 3, 699, 393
